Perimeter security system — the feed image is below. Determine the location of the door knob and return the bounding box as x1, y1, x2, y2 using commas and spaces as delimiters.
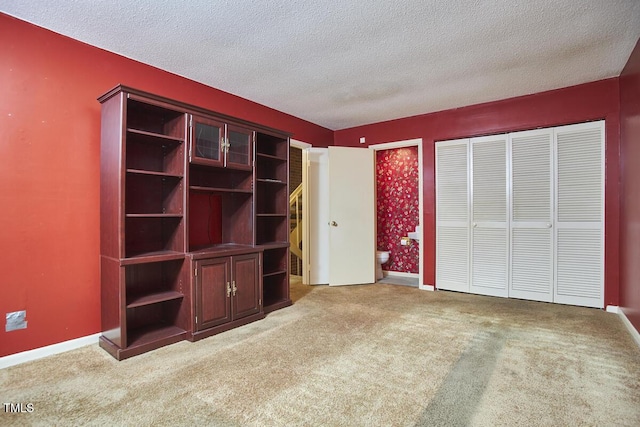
330, 221, 338, 227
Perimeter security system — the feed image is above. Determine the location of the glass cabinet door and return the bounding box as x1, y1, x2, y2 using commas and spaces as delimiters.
226, 125, 253, 170
191, 116, 224, 167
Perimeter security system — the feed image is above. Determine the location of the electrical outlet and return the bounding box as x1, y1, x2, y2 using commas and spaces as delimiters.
6, 310, 27, 332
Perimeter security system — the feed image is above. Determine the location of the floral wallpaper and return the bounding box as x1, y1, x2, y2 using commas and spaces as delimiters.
376, 146, 420, 274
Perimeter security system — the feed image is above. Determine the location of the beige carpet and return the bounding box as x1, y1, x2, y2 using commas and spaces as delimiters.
2, 282, 640, 426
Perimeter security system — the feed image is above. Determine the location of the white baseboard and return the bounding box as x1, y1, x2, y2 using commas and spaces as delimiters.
383, 271, 419, 278
382, 271, 432, 290
0, 333, 101, 370
618, 309, 640, 349
606, 305, 619, 313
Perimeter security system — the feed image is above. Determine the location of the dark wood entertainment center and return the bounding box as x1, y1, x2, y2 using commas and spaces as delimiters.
99, 86, 291, 360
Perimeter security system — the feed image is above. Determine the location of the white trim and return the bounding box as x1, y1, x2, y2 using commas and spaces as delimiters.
0, 333, 100, 370
369, 138, 422, 151
384, 270, 418, 278
618, 309, 640, 349
385, 270, 434, 290
290, 138, 312, 149
606, 305, 619, 313
370, 139, 424, 293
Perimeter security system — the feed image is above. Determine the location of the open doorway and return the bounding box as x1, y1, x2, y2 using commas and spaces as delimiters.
301, 143, 418, 287
289, 145, 303, 278
289, 139, 311, 281
370, 139, 426, 289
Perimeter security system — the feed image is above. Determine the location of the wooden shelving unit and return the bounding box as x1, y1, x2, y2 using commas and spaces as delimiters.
255, 132, 291, 313
99, 89, 190, 360
99, 85, 291, 359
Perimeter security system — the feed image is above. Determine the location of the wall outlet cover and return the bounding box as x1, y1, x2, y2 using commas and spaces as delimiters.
6, 310, 27, 332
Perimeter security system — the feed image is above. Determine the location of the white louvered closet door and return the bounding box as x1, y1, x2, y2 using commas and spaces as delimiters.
509, 129, 554, 302
554, 121, 604, 308
435, 139, 469, 292
470, 135, 508, 297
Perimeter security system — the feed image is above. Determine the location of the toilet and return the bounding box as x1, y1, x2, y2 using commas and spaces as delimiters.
376, 250, 390, 281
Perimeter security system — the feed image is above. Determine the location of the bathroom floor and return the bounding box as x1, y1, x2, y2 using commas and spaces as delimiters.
376, 276, 419, 287
292, 274, 419, 288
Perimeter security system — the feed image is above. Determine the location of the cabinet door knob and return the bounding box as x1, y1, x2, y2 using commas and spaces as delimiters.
226, 282, 231, 298
232, 281, 237, 296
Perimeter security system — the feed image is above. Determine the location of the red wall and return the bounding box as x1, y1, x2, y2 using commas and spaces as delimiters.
376, 147, 420, 274
335, 79, 621, 307
619, 38, 640, 332
0, 14, 332, 357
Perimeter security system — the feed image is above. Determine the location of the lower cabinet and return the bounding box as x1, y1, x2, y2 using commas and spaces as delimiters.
192, 250, 264, 339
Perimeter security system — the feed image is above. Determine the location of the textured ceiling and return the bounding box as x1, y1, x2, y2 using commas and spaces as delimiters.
1, 1, 640, 130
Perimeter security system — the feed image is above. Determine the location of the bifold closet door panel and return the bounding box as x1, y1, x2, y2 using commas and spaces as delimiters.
470, 136, 508, 297
435, 140, 469, 292
509, 129, 554, 302
554, 122, 604, 308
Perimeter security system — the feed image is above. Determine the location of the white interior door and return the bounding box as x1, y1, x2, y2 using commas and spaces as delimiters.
509, 129, 554, 302
554, 121, 604, 308
304, 148, 330, 285
470, 135, 508, 297
435, 139, 470, 292
328, 146, 376, 285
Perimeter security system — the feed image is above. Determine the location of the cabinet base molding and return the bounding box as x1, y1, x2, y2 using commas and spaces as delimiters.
264, 299, 292, 314
99, 329, 187, 361
189, 312, 266, 342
